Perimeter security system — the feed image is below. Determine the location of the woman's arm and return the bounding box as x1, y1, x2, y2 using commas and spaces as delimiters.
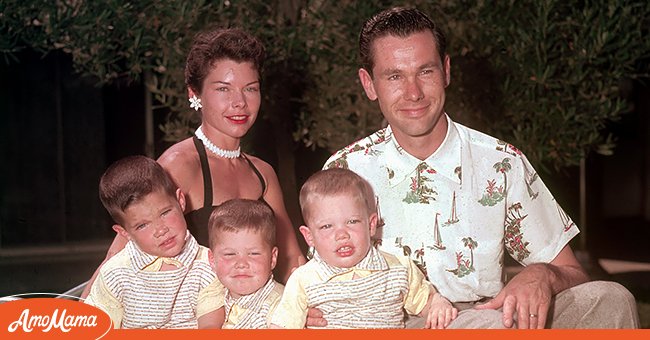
157, 141, 200, 213
80, 232, 128, 299
256, 161, 306, 283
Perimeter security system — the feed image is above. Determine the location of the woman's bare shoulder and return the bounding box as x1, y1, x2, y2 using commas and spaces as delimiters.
158, 138, 195, 164
245, 154, 276, 177
158, 138, 200, 182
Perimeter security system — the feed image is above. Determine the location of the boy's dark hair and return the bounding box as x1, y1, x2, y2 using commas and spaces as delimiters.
359, 7, 447, 75
208, 199, 277, 249
185, 27, 265, 94
299, 168, 376, 224
99, 155, 177, 225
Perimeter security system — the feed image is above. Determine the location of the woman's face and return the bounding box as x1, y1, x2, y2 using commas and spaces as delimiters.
193, 59, 261, 141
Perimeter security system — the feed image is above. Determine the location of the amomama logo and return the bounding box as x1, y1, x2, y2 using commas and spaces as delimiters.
0, 297, 112, 339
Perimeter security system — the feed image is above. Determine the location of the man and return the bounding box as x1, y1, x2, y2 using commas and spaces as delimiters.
322, 7, 638, 329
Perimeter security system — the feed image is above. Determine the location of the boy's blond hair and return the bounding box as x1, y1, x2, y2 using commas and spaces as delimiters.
299, 168, 377, 224
208, 199, 277, 249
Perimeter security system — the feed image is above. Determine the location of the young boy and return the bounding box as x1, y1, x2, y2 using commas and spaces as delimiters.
271, 168, 457, 329
208, 199, 284, 329
84, 155, 225, 329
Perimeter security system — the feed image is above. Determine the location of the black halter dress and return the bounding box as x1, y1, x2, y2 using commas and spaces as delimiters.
184, 136, 267, 245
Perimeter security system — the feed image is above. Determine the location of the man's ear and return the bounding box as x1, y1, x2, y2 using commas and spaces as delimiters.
443, 54, 451, 88
176, 188, 186, 212
358, 68, 378, 101
270, 246, 279, 270
112, 224, 131, 240
298, 225, 314, 248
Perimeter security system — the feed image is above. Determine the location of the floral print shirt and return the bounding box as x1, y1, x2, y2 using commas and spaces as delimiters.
324, 115, 579, 302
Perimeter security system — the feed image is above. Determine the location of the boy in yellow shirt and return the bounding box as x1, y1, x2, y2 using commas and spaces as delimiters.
84, 155, 224, 329
271, 168, 457, 329
208, 199, 284, 328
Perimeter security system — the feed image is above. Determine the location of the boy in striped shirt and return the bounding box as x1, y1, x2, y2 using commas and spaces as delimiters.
270, 168, 457, 329
85, 156, 225, 329
208, 199, 284, 328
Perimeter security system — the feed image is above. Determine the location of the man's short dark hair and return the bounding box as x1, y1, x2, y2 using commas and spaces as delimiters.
359, 7, 447, 75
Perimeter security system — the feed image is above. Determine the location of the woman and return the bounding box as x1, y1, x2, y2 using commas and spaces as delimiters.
82, 28, 305, 299
159, 27, 305, 281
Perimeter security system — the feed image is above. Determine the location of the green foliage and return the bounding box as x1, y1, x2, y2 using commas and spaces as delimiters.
1, 0, 220, 140
443, 0, 650, 170
291, 1, 384, 151
2, 1, 205, 82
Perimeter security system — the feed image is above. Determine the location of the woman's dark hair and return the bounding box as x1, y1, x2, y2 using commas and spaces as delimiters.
185, 27, 265, 93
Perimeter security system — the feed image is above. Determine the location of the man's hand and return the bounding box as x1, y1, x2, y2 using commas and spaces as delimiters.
305, 307, 327, 327
475, 263, 552, 328
475, 245, 589, 329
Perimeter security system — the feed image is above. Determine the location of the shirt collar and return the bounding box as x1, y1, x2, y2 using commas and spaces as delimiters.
127, 231, 198, 271
312, 246, 389, 281
225, 276, 277, 312
385, 114, 462, 187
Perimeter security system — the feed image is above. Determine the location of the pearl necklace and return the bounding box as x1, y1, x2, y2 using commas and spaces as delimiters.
194, 126, 241, 159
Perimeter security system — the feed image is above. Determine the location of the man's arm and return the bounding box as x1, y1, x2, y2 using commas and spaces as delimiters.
475, 244, 589, 329
255, 159, 306, 283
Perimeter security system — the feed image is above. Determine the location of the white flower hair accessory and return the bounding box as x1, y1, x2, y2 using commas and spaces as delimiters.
189, 95, 202, 111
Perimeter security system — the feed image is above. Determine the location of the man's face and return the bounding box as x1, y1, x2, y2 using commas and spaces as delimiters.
359, 30, 450, 149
